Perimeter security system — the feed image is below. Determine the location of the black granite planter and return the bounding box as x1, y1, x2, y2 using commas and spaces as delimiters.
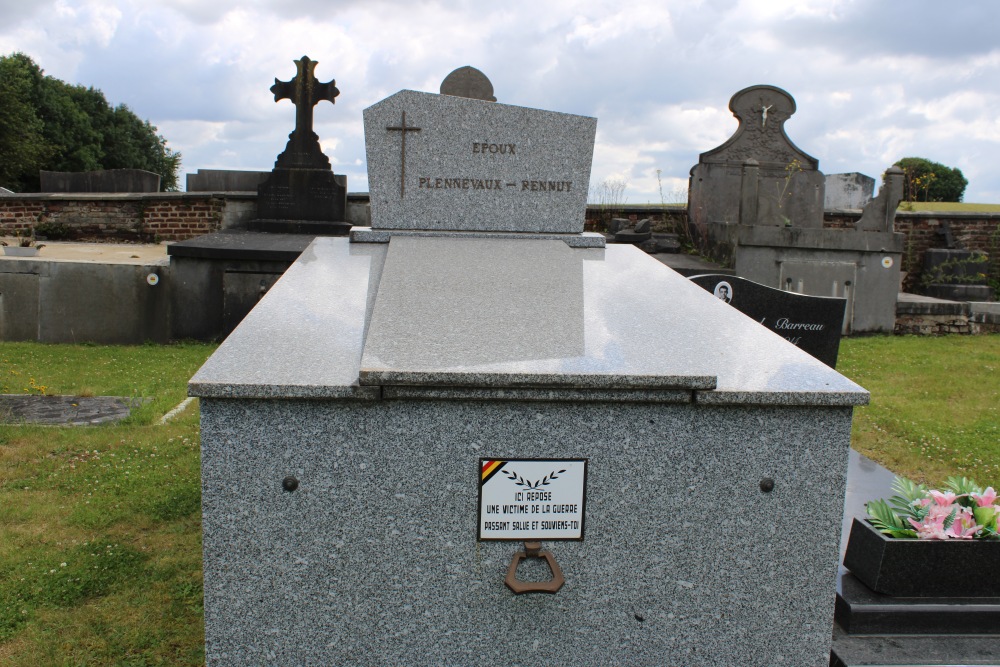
843, 518, 1000, 598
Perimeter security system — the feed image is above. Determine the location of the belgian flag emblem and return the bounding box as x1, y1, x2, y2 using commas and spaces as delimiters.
480, 459, 506, 486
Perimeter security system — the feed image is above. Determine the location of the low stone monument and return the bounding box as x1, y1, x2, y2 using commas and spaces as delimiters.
39, 169, 160, 193
688, 85, 906, 333
191, 72, 868, 665
250, 55, 351, 234
185, 169, 270, 192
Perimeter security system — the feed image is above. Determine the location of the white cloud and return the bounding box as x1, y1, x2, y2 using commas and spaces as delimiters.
1, 0, 998, 202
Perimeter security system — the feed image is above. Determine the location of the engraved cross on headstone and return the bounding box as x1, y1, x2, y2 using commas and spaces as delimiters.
270, 55, 339, 169
386, 111, 421, 198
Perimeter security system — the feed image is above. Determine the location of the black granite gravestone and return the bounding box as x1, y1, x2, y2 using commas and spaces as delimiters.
252, 55, 350, 234
689, 273, 846, 367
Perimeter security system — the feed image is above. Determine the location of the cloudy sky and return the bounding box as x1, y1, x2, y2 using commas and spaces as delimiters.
3, 0, 1000, 203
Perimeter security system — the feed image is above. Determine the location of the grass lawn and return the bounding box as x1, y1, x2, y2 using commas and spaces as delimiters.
1, 342, 215, 666
896, 201, 1000, 213
0, 336, 997, 663
838, 334, 1000, 489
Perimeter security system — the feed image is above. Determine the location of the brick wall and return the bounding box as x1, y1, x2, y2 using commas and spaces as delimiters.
4, 196, 998, 292
585, 206, 999, 292
825, 210, 1000, 292
0, 200, 45, 237
143, 199, 225, 240
0, 193, 229, 242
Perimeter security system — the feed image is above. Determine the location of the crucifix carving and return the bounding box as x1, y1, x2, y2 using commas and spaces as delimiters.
386, 111, 421, 198
761, 104, 773, 128
270, 56, 339, 169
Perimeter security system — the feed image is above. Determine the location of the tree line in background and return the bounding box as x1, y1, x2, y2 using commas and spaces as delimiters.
0, 52, 181, 192
894, 157, 968, 203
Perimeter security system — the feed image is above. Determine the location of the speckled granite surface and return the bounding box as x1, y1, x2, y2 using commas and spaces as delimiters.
191, 236, 868, 406
350, 226, 607, 248
189, 239, 385, 399
363, 90, 596, 233
192, 234, 867, 665
200, 399, 852, 666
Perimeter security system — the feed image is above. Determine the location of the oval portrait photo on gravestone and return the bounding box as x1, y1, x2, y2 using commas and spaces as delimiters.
713, 281, 733, 303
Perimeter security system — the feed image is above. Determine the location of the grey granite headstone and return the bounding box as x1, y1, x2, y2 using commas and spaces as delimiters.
363, 90, 596, 233
825, 172, 875, 209
39, 169, 160, 193
440, 65, 497, 102
192, 81, 869, 666
688, 85, 825, 228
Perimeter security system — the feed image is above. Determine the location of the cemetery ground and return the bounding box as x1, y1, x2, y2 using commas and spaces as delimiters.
0, 336, 997, 665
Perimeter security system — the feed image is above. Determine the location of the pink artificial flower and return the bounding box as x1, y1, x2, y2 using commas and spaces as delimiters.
948, 507, 980, 539
971, 487, 998, 507
908, 515, 949, 540
909, 505, 981, 539
928, 490, 962, 506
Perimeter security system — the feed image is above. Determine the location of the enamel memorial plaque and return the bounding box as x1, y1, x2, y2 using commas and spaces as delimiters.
478, 459, 587, 541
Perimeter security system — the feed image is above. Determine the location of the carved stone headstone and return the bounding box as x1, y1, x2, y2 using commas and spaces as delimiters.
253, 56, 350, 234
440, 66, 497, 102
689, 85, 825, 229
689, 85, 906, 333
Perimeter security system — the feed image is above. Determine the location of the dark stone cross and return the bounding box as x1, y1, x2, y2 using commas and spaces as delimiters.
252, 55, 349, 232
270, 55, 340, 169
386, 111, 421, 198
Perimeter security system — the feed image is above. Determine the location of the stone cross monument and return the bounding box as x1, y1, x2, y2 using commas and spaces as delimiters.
252, 55, 350, 234
270, 56, 340, 169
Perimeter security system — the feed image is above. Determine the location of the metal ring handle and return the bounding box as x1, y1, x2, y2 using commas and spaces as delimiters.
504, 541, 565, 594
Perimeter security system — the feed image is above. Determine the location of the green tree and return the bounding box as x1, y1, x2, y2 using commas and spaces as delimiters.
894, 157, 968, 203
0, 53, 52, 191
0, 52, 181, 192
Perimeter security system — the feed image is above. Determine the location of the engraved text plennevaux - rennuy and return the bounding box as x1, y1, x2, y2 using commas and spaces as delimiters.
415, 141, 572, 193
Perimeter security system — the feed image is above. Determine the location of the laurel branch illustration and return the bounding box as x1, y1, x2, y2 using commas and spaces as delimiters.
501, 469, 567, 489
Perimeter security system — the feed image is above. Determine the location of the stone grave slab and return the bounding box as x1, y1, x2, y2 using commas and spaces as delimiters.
191, 235, 869, 666
0, 394, 148, 425
363, 90, 596, 234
